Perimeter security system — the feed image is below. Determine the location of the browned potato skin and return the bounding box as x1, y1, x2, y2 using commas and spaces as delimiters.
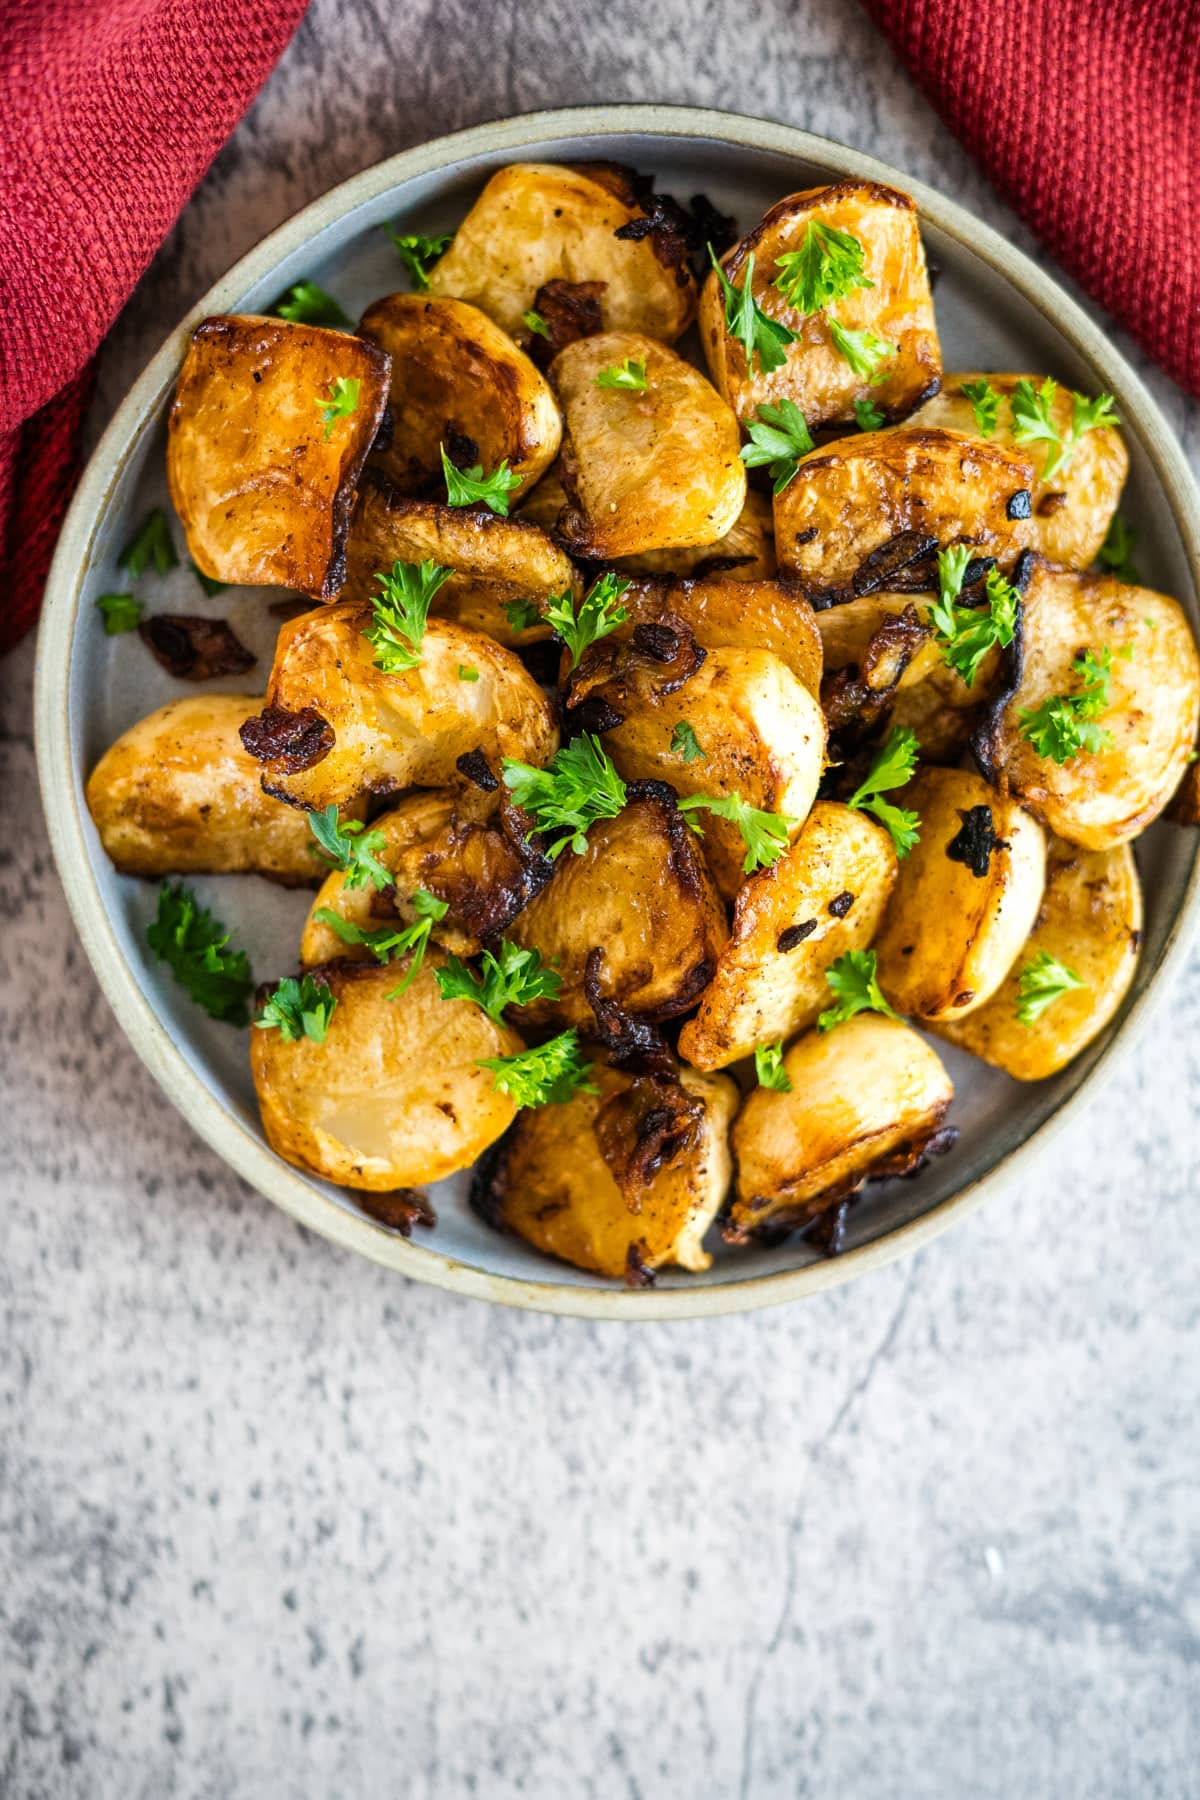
730, 1014, 954, 1235
480, 1062, 737, 1277
909, 374, 1128, 567
167, 316, 390, 598
611, 487, 777, 581
506, 785, 728, 1027
248, 603, 558, 810
592, 644, 827, 900
699, 181, 941, 429
933, 837, 1142, 1081
358, 294, 561, 500
86, 695, 333, 884
606, 574, 822, 696
775, 427, 1035, 601
551, 332, 747, 559
251, 956, 520, 1190
814, 590, 942, 686
873, 768, 1046, 1021
426, 162, 696, 343
678, 803, 897, 1070
339, 479, 577, 646
975, 558, 1200, 849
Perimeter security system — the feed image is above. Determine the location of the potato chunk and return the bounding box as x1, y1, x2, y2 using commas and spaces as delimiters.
567, 637, 826, 899
506, 782, 728, 1027
909, 374, 1128, 567
475, 1061, 737, 1279
340, 478, 576, 645
605, 574, 822, 696
242, 603, 558, 810
729, 1014, 954, 1237
679, 803, 897, 1069
973, 558, 1200, 848
775, 427, 1034, 603
551, 332, 746, 559
873, 768, 1046, 1020
611, 486, 777, 581
426, 162, 696, 342
699, 180, 941, 429
358, 293, 561, 500
933, 837, 1141, 1080
251, 956, 520, 1190
86, 695, 329, 884
167, 315, 390, 597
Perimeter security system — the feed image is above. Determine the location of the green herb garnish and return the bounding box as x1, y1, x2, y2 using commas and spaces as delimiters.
502, 734, 628, 859
435, 940, 562, 1023
1015, 951, 1086, 1026
818, 949, 897, 1033
1097, 514, 1142, 585
708, 244, 796, 375
315, 376, 360, 440
772, 222, 873, 316
754, 1041, 792, 1091
853, 398, 885, 431
846, 727, 921, 856
670, 721, 706, 763
119, 509, 177, 580
503, 597, 543, 633
1010, 378, 1119, 481
146, 881, 253, 1024
478, 1028, 598, 1108
95, 593, 143, 635
1017, 648, 1116, 764
928, 550, 1019, 688
544, 572, 631, 669
959, 379, 1001, 438
739, 399, 814, 493
677, 792, 798, 872
440, 442, 522, 516
312, 889, 449, 998
828, 318, 895, 384
307, 808, 392, 892
363, 558, 452, 672
385, 229, 452, 290
254, 973, 337, 1044
274, 280, 352, 329
522, 309, 550, 339
595, 358, 648, 391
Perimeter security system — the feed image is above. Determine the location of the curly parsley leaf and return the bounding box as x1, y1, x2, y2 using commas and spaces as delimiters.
595, 358, 649, 391
254, 973, 337, 1044
315, 375, 360, 440
146, 881, 253, 1024
670, 721, 706, 763
544, 572, 631, 669
754, 1041, 792, 1092
95, 592, 143, 635
818, 948, 897, 1033
1017, 647, 1116, 764
772, 221, 874, 316
828, 317, 895, 385
502, 734, 628, 859
385, 228, 452, 290
119, 509, 177, 580
708, 244, 796, 375
959, 378, 1001, 437
1010, 378, 1119, 481
273, 280, 352, 329
846, 727, 921, 856
739, 399, 814, 494
478, 1028, 598, 1108
928, 551, 1019, 688
435, 940, 562, 1024
307, 807, 392, 892
363, 557, 452, 672
312, 889, 448, 998
1015, 950, 1086, 1026
522, 309, 550, 339
1097, 513, 1142, 585
502, 597, 543, 633
853, 398, 885, 431
677, 792, 798, 872
440, 442, 522, 516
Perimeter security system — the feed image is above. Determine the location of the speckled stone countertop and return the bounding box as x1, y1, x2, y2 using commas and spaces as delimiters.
4, 3, 1200, 1794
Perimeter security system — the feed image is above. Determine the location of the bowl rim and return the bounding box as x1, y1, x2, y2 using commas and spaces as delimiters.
35, 101, 1200, 1321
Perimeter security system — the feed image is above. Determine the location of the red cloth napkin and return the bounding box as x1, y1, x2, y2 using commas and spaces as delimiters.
859, 0, 1200, 400
0, 0, 307, 654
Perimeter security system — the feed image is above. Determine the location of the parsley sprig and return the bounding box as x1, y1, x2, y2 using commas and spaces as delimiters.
312, 889, 449, 998
677, 792, 799, 873
853, 398, 885, 431
315, 376, 360, 440
503, 734, 628, 858
522, 309, 550, 339
363, 558, 451, 672
146, 882, 253, 1025
818, 949, 897, 1033
274, 280, 351, 329
708, 245, 796, 374
435, 941, 562, 1023
846, 728, 921, 856
478, 1029, 598, 1109
754, 1041, 792, 1092
1097, 514, 1142, 585
119, 509, 177, 580
95, 593, 143, 635
307, 808, 392, 892
959, 379, 1001, 438
772, 222, 873, 316
385, 228, 452, 290
671, 721, 706, 763
928, 547, 1019, 688
1010, 379, 1119, 481
828, 318, 894, 384
503, 597, 543, 633
1015, 951, 1087, 1026
595, 358, 648, 391
1017, 648, 1116, 764
544, 573, 631, 669
440, 442, 521, 516
254, 974, 337, 1044
739, 400, 814, 493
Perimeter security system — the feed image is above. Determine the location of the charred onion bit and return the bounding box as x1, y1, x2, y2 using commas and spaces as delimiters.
594, 1077, 703, 1202
355, 1188, 437, 1237
820, 603, 927, 739
852, 530, 939, 598
139, 614, 256, 681
584, 947, 677, 1078
624, 1242, 657, 1288
970, 549, 1035, 786
945, 806, 1008, 878
239, 704, 334, 771
777, 919, 819, 952
527, 279, 606, 366
456, 748, 500, 792
563, 613, 707, 731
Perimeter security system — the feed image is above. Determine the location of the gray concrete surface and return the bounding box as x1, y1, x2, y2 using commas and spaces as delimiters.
3, 0, 1199, 1793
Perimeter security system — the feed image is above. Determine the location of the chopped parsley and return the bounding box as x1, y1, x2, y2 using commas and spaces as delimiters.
307, 807, 392, 892
818, 949, 897, 1033
853, 398, 885, 431
363, 557, 452, 672
1097, 513, 1142, 585
1010, 378, 1119, 481
708, 244, 796, 375
502, 733, 628, 858
543, 572, 631, 669
522, 309, 551, 339
312, 889, 449, 998
146, 881, 253, 1024
95, 592, 143, 635
959, 379, 1001, 437
478, 1029, 598, 1108
458, 665, 479, 682
190, 563, 229, 597
273, 280, 351, 329
739, 399, 814, 493
828, 318, 895, 384
928, 547, 1019, 687
435, 940, 562, 1023
677, 791, 798, 873
1017, 647, 1116, 764
440, 442, 522, 516
595, 358, 649, 391
846, 727, 921, 856
119, 509, 177, 580
670, 721, 706, 763
754, 1041, 792, 1091
1015, 951, 1086, 1026
315, 375, 360, 440
254, 974, 337, 1044
385, 228, 452, 290
772, 221, 873, 316
502, 597, 543, 633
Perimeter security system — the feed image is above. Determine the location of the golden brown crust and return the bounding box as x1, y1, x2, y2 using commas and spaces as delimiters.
602, 572, 822, 696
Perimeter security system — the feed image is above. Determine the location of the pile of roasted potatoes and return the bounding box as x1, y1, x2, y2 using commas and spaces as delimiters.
86, 162, 1200, 1285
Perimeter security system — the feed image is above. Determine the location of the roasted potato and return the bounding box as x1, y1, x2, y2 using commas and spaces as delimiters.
873, 768, 1046, 1020
700, 180, 941, 429
729, 1014, 955, 1237
551, 332, 746, 559
611, 486, 777, 581
251, 956, 520, 1190
167, 315, 390, 597
301, 786, 547, 964
678, 802, 897, 1069
566, 636, 827, 899
474, 1060, 737, 1279
426, 162, 696, 342
358, 294, 561, 500
775, 427, 1035, 603
973, 558, 1200, 848
934, 836, 1142, 1080
506, 782, 728, 1027
909, 374, 1128, 567
86, 695, 333, 883
242, 603, 558, 811
340, 477, 577, 645
814, 591, 939, 686
605, 574, 822, 696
